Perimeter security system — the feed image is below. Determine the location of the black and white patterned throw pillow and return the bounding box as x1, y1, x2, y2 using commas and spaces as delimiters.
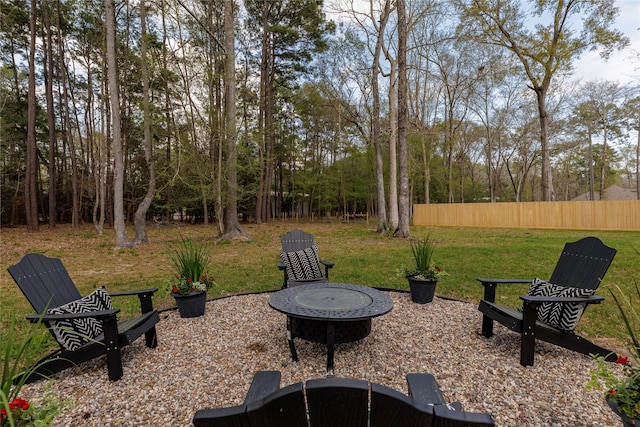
280, 244, 324, 281
546, 285, 595, 331
521, 278, 594, 331
47, 287, 114, 351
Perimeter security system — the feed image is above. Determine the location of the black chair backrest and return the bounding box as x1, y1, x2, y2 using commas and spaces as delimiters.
246, 383, 307, 427
370, 382, 435, 427
194, 376, 494, 427
305, 377, 370, 426
244, 377, 436, 427
548, 237, 617, 290
281, 229, 315, 252
8, 253, 82, 313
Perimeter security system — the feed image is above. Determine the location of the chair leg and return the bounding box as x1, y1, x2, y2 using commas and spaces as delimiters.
520, 303, 537, 367
481, 315, 494, 337
102, 316, 123, 381
145, 326, 158, 348
480, 282, 496, 337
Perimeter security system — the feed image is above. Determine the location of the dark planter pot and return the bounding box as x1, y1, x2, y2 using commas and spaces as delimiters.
606, 395, 640, 427
171, 291, 206, 318
407, 276, 437, 304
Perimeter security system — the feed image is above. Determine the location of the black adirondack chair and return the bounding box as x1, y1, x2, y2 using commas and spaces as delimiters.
477, 236, 617, 366
277, 229, 334, 288
7, 253, 160, 383
192, 370, 495, 427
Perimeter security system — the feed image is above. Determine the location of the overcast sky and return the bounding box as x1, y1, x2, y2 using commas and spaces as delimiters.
571, 0, 640, 84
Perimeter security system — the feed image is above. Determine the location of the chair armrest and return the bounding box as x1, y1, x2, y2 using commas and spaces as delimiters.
434, 405, 495, 426
27, 309, 120, 323
406, 373, 446, 406
477, 278, 531, 286
194, 371, 281, 427
109, 288, 157, 314
193, 405, 246, 427
319, 259, 334, 268
109, 288, 158, 297
319, 259, 334, 280
477, 278, 531, 303
288, 278, 329, 287
520, 295, 604, 305
243, 370, 281, 405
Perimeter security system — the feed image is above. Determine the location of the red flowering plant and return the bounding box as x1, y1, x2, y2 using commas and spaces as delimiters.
587, 283, 640, 421
404, 234, 447, 281
167, 236, 216, 295
2, 314, 66, 426
170, 272, 216, 295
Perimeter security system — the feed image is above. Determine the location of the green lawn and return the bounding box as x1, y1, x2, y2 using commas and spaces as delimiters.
1, 221, 637, 365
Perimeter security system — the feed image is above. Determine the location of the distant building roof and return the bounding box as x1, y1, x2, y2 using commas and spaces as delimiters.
573, 184, 638, 201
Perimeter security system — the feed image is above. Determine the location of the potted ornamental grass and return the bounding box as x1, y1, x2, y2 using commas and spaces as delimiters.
588, 282, 639, 427
404, 233, 447, 304
167, 236, 216, 318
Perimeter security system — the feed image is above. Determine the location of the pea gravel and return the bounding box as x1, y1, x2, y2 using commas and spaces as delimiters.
20, 292, 621, 426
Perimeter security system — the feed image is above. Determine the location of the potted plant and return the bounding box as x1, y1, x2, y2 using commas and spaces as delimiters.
587, 283, 639, 426
404, 233, 447, 304
167, 236, 216, 318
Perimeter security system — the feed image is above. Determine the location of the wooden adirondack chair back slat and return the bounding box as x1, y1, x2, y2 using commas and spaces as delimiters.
8, 253, 83, 314
246, 383, 307, 427
370, 383, 435, 427
281, 229, 315, 252
548, 237, 617, 290
305, 378, 370, 426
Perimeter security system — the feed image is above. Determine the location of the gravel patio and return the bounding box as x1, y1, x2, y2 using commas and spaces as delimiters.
19, 291, 620, 426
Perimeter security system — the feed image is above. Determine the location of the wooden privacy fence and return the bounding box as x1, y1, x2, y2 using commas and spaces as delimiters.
413, 200, 640, 230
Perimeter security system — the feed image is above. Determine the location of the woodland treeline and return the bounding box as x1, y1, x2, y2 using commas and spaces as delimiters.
1, 0, 639, 243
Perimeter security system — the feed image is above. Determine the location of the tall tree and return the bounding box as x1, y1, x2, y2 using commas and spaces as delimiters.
247, 0, 333, 223
581, 80, 624, 198
133, 0, 156, 244
337, 0, 392, 229
106, 0, 132, 248
220, 0, 250, 240
43, 0, 56, 227
25, 0, 38, 231
394, 0, 410, 237
571, 101, 599, 200
371, 0, 392, 232
457, 0, 628, 200
623, 95, 640, 199
55, 0, 79, 228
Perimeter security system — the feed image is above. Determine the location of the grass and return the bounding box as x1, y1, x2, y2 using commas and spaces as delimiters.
1, 221, 638, 366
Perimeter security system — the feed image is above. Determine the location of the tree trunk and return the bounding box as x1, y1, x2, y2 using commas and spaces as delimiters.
134, 0, 156, 244
636, 124, 640, 199
106, 0, 132, 248
25, 0, 39, 231
371, 0, 390, 232
421, 137, 431, 203
395, 0, 410, 238
255, 1, 271, 224
387, 60, 399, 229
599, 123, 609, 199
535, 88, 554, 201
44, 0, 57, 227
56, 0, 79, 228
220, 0, 249, 241
587, 126, 595, 200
